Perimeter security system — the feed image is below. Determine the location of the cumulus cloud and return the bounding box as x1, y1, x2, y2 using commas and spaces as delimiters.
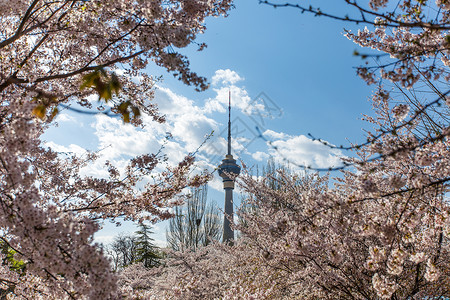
55, 113, 77, 123
204, 86, 266, 118
94, 234, 115, 245
82, 83, 223, 181
207, 70, 277, 121
212, 69, 243, 86
93, 115, 164, 160
45, 140, 114, 179
45, 141, 87, 156
262, 129, 344, 170
264, 130, 287, 140
252, 151, 270, 161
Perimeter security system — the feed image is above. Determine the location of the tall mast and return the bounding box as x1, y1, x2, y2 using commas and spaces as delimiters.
227, 90, 231, 156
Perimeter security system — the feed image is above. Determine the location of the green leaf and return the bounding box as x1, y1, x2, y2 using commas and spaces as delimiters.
32, 104, 47, 119
131, 105, 141, 118
80, 69, 122, 102
80, 71, 100, 90
118, 101, 130, 114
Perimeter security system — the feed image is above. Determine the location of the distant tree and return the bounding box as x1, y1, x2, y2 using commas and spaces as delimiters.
167, 185, 221, 251
109, 234, 138, 271
108, 224, 161, 271
134, 223, 161, 268
202, 203, 223, 245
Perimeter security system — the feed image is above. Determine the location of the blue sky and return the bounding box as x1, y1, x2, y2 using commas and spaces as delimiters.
43, 1, 380, 246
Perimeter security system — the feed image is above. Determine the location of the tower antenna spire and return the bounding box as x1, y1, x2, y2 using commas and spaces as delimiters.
227, 89, 231, 156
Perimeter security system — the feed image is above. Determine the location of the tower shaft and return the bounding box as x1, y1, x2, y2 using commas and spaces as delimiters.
222, 188, 234, 244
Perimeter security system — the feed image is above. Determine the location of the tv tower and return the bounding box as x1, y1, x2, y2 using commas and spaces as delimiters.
218, 90, 241, 245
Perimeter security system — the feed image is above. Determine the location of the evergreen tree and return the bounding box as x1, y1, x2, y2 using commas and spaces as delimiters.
135, 223, 161, 268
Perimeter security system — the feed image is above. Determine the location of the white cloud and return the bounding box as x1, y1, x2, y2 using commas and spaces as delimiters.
212, 69, 243, 86
155, 86, 196, 116
55, 113, 77, 123
204, 85, 266, 118
45, 141, 87, 156
93, 114, 166, 161
252, 151, 270, 161
208, 174, 224, 192
154, 87, 219, 153
264, 129, 288, 140
153, 238, 167, 248
262, 130, 344, 170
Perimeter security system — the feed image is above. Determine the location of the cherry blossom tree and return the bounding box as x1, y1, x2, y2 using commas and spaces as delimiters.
118, 242, 284, 299
0, 0, 231, 298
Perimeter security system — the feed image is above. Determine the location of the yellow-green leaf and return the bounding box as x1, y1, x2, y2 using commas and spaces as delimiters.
32, 105, 47, 119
